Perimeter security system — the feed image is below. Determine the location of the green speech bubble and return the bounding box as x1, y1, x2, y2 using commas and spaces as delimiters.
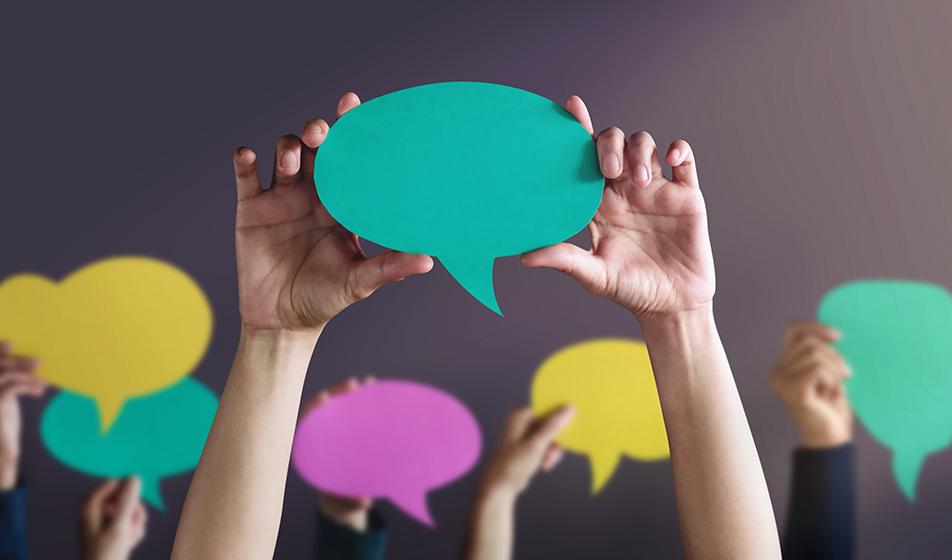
315, 82, 603, 315
40, 377, 218, 510
818, 279, 952, 501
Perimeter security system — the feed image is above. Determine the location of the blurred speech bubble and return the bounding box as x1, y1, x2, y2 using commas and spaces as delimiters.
292, 380, 481, 527
40, 377, 218, 510
819, 279, 952, 501
531, 338, 669, 493
315, 81, 603, 315
0, 256, 213, 431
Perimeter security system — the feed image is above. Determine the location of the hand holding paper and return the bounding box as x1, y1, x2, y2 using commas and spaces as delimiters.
522, 101, 715, 319
233, 94, 433, 333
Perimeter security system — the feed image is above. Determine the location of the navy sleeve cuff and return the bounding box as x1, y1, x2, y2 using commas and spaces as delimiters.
315, 508, 387, 560
0, 479, 28, 560
782, 443, 855, 560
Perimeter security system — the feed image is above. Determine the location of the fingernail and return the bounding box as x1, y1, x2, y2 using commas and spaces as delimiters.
670, 148, 681, 162
636, 164, 649, 182
603, 153, 621, 175
281, 150, 297, 169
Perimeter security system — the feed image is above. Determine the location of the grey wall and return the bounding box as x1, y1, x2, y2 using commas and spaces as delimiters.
3, 0, 952, 558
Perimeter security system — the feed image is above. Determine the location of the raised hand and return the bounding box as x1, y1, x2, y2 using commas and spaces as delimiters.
80, 478, 148, 560
523, 96, 715, 319
0, 341, 46, 490
233, 93, 433, 333
770, 322, 853, 448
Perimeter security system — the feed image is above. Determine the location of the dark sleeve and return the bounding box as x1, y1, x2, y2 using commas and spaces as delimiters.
0, 481, 27, 560
315, 508, 387, 560
782, 444, 855, 560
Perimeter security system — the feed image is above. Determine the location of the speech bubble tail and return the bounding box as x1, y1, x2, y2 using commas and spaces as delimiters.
389, 490, 435, 527
439, 254, 502, 315
140, 477, 165, 511
893, 449, 927, 502
95, 396, 125, 434
589, 451, 621, 495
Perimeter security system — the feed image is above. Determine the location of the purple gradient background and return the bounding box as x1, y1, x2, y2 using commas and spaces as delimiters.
3, 0, 952, 558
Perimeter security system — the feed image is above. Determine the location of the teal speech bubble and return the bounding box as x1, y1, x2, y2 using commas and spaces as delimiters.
40, 377, 218, 510
315, 82, 603, 314
818, 279, 952, 501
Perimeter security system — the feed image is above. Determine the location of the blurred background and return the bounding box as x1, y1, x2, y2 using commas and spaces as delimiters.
3, 0, 952, 558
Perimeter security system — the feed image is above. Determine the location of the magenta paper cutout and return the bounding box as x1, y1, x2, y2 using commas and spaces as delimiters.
292, 380, 482, 527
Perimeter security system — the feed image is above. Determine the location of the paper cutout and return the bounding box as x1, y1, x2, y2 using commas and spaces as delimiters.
0, 256, 213, 431
292, 380, 482, 527
40, 377, 218, 510
819, 279, 952, 501
315, 82, 603, 315
530, 338, 669, 493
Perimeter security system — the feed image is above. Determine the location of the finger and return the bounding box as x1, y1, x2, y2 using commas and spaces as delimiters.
0, 342, 9, 358
337, 92, 361, 118
665, 139, 699, 188
328, 377, 358, 396
784, 350, 850, 387
0, 381, 47, 400
783, 322, 841, 347
81, 479, 120, 530
0, 372, 47, 394
346, 252, 434, 302
115, 477, 142, 520
301, 118, 330, 178
779, 335, 846, 374
626, 131, 663, 187
271, 135, 303, 187
595, 127, 626, 179
303, 390, 330, 414
0, 356, 39, 373
564, 95, 594, 136
527, 405, 575, 448
521, 243, 603, 291
233, 147, 262, 201
504, 407, 535, 442
540, 444, 564, 472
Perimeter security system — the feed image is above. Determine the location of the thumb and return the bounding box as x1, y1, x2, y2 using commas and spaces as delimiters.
522, 243, 602, 289
347, 251, 433, 301
114, 477, 142, 524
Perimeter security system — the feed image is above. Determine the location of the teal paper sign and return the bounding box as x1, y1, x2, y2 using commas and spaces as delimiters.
818, 279, 952, 500
40, 377, 218, 510
315, 82, 603, 314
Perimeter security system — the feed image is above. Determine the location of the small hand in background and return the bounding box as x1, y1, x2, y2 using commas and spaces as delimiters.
0, 341, 46, 490
304, 376, 376, 532
770, 322, 853, 448
80, 477, 148, 560
480, 405, 575, 498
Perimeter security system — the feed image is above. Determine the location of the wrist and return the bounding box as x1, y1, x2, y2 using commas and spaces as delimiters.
231, 327, 321, 394
800, 427, 852, 449
0, 456, 18, 491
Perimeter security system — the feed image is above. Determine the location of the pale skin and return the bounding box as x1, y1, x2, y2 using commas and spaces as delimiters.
522, 96, 781, 559
171, 93, 433, 560
459, 405, 573, 560
0, 341, 47, 491
80, 478, 148, 560
770, 322, 853, 448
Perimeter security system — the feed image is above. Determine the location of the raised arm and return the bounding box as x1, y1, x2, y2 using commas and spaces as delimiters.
523, 96, 781, 559
171, 93, 433, 560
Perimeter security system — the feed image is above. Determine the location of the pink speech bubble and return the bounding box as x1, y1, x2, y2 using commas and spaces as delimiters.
292, 380, 482, 527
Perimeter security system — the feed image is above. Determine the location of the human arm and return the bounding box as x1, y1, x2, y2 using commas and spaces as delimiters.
458, 405, 573, 560
522, 97, 781, 559
770, 322, 854, 560
171, 93, 433, 560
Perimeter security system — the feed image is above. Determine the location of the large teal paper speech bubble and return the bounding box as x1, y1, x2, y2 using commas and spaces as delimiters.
818, 279, 952, 500
40, 377, 218, 510
315, 82, 603, 314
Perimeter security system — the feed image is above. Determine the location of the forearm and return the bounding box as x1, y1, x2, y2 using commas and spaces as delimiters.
641, 306, 780, 560
172, 328, 319, 560
459, 486, 516, 560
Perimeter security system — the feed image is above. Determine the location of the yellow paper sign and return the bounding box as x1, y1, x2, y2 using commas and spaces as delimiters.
0, 256, 212, 431
530, 338, 669, 493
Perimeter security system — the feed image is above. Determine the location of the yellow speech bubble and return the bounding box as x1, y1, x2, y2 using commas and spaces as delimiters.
530, 338, 669, 493
0, 256, 212, 431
